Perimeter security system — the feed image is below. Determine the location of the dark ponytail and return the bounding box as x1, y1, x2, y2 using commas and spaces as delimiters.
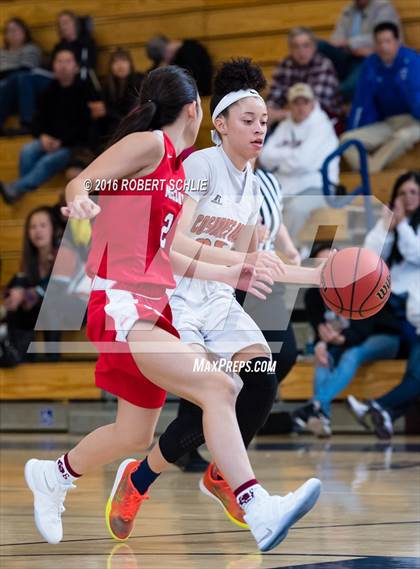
387, 170, 420, 267
108, 65, 198, 146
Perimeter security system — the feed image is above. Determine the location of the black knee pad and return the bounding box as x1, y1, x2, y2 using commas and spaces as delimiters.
236, 357, 279, 447
239, 357, 278, 392
158, 402, 205, 464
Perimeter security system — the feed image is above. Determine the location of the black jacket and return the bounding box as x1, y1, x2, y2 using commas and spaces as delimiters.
32, 77, 99, 146
304, 287, 400, 348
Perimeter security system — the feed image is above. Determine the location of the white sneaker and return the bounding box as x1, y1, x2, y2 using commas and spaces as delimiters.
307, 410, 332, 438
347, 395, 370, 429
369, 401, 393, 440
244, 478, 322, 552
24, 459, 74, 544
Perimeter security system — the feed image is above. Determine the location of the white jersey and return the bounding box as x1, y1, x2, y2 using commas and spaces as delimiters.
170, 145, 269, 360
174, 145, 262, 299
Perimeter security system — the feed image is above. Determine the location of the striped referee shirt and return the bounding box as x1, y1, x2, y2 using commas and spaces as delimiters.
255, 168, 284, 251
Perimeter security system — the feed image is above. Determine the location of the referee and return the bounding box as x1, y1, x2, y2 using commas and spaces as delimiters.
236, 166, 300, 388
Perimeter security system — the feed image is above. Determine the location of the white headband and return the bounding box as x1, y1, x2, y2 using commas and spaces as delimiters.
211, 89, 265, 145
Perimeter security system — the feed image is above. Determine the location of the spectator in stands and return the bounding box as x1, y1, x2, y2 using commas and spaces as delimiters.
145, 35, 168, 71
318, 0, 401, 100
93, 48, 144, 148
170, 39, 213, 96
364, 171, 420, 352
2, 207, 61, 363
0, 48, 101, 204
292, 242, 401, 437
53, 10, 97, 74
259, 83, 339, 241
347, 280, 420, 439
10, 10, 98, 138
267, 27, 344, 126
342, 22, 420, 173
145, 34, 213, 95
0, 18, 42, 134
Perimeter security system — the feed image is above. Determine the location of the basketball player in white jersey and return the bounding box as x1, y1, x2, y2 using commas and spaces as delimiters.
107, 59, 325, 546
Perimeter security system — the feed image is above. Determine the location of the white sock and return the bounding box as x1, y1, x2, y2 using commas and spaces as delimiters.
55, 454, 80, 485
236, 483, 267, 514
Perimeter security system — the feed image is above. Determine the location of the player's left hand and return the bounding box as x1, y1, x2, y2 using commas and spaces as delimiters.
226, 263, 274, 300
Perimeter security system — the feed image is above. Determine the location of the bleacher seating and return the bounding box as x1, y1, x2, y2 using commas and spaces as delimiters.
0, 359, 406, 401
280, 360, 406, 400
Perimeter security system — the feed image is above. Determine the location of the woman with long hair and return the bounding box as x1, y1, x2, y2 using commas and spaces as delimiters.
347, 171, 420, 438
3, 207, 60, 360
0, 17, 41, 132
95, 48, 144, 146
365, 170, 420, 352
53, 10, 96, 72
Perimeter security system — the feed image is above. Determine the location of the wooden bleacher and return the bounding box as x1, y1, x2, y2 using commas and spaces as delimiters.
0, 0, 417, 401
0, 362, 99, 400
280, 360, 406, 400
0, 359, 406, 401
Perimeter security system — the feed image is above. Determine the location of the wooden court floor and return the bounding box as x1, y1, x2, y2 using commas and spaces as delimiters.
0, 433, 419, 569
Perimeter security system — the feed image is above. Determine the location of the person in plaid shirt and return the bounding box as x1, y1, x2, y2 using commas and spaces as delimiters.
267, 27, 344, 128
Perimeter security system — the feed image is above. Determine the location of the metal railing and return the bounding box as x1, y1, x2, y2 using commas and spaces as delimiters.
321, 139, 375, 230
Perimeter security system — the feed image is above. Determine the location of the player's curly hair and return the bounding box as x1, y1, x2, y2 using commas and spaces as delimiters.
210, 58, 266, 116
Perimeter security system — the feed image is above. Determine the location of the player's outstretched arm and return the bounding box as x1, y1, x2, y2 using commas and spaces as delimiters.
173, 196, 285, 273
272, 250, 336, 286
170, 250, 273, 300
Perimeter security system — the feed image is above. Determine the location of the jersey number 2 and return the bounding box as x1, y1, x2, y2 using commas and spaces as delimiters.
160, 213, 174, 248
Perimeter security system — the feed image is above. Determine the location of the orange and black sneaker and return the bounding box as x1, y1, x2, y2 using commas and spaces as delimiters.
199, 463, 248, 528
106, 459, 149, 541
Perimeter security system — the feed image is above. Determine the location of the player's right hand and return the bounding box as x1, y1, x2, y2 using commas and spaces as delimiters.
61, 195, 101, 220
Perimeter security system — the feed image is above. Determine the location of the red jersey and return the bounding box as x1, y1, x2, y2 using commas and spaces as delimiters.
86, 131, 184, 295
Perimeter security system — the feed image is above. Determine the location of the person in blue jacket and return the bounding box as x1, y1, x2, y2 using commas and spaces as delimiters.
341, 21, 420, 173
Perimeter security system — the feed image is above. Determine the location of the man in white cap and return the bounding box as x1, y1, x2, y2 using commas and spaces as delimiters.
259, 83, 339, 241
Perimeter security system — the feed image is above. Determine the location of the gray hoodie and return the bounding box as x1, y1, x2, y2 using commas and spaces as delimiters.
331, 0, 401, 51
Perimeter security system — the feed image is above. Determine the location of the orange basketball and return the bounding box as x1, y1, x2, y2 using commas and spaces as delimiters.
320, 247, 391, 320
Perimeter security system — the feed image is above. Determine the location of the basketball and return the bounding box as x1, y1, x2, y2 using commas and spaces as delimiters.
320, 247, 391, 320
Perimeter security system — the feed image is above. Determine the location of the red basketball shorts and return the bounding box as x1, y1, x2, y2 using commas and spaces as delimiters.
87, 285, 179, 408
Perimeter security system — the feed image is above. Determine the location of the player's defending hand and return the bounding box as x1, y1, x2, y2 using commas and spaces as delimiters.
61, 195, 101, 220
225, 263, 274, 300
245, 251, 286, 276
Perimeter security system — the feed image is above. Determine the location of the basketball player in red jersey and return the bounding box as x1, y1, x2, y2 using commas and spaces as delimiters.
24, 66, 321, 552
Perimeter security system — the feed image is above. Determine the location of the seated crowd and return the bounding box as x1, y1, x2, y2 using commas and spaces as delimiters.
0, 1, 419, 440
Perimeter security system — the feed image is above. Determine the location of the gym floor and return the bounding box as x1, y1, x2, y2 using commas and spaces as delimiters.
1, 433, 419, 568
